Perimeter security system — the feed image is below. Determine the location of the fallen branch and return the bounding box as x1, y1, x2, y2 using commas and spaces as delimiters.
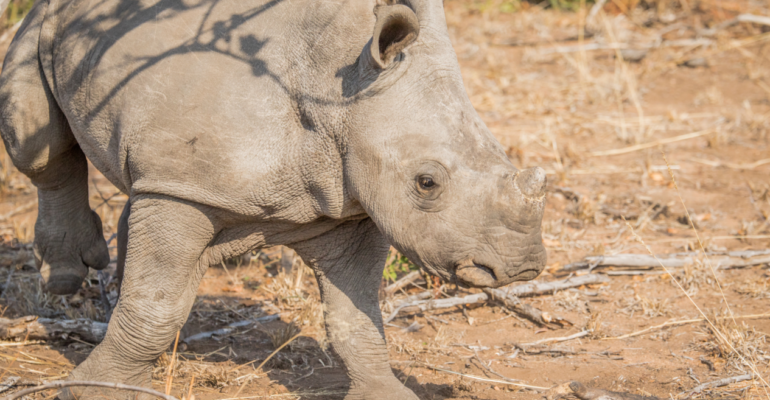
690, 157, 770, 170
604, 313, 770, 340
0, 377, 20, 395
384, 271, 422, 296
0, 314, 282, 345
502, 274, 609, 297
424, 365, 548, 391
537, 38, 713, 55
383, 293, 487, 324
707, 13, 770, 33
384, 275, 606, 324
682, 374, 756, 396
518, 347, 580, 356
484, 288, 569, 328
736, 14, 770, 27
563, 252, 770, 272
1, 380, 179, 400
520, 330, 590, 347
0, 316, 107, 343
472, 350, 522, 383
589, 129, 712, 157
547, 381, 661, 400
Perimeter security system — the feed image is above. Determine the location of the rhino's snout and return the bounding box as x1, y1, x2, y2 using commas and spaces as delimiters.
455, 256, 545, 288
515, 166, 547, 199
456, 259, 497, 287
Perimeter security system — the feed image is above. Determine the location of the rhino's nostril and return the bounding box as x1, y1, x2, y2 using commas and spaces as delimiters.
516, 167, 547, 199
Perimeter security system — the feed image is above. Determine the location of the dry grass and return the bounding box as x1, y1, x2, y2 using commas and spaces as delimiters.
264, 324, 301, 350
616, 294, 672, 318
673, 258, 721, 295
733, 279, 770, 299
0, 268, 114, 321
551, 289, 589, 313
696, 312, 770, 374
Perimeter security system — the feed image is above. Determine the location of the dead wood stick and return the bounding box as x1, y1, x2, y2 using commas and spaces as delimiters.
0, 377, 20, 395
604, 313, 770, 340
383, 293, 487, 324
423, 364, 549, 390
563, 253, 770, 272
521, 330, 590, 347
736, 14, 770, 27
0, 314, 282, 345
537, 38, 713, 55
392, 290, 432, 307
483, 288, 559, 327
502, 274, 609, 297
589, 129, 712, 157
689, 157, 770, 170
546, 381, 661, 400
714, 14, 770, 30
682, 374, 755, 395
384, 271, 421, 296
1, 380, 179, 400
384, 275, 604, 324
585, 0, 608, 30
472, 350, 522, 383
0, 316, 107, 343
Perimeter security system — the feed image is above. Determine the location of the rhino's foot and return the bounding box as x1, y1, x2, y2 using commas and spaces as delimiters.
345, 377, 420, 400
34, 207, 110, 295
61, 352, 152, 400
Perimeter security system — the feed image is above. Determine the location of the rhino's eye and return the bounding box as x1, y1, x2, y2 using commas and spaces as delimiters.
418, 176, 436, 190
407, 162, 448, 210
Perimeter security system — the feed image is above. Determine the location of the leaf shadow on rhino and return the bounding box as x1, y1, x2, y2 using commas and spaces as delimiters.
49, 0, 366, 125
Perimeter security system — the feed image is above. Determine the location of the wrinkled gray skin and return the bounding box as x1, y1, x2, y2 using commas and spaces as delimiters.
0, 0, 547, 398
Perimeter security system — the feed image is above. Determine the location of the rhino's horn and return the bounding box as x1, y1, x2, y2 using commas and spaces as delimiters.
516, 167, 547, 199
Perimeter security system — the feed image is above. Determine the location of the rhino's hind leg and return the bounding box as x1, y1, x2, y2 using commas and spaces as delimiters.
293, 219, 420, 400
0, 0, 109, 294
64, 195, 215, 400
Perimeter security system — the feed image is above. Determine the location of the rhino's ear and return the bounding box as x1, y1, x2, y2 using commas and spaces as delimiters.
367, 4, 420, 69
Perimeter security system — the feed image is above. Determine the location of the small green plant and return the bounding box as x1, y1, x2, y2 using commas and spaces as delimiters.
2, 0, 35, 29
470, 0, 524, 14
383, 250, 418, 282
547, 0, 595, 11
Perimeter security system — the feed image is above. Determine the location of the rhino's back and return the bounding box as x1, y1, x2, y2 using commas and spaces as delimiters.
45, 0, 369, 219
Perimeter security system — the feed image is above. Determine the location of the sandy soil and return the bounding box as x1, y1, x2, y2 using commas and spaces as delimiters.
0, 0, 768, 399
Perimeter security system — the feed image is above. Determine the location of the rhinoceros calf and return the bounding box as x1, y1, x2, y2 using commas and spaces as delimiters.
0, 0, 547, 398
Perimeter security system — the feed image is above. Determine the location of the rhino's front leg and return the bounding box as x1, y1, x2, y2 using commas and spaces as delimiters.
63, 195, 216, 400
294, 218, 419, 400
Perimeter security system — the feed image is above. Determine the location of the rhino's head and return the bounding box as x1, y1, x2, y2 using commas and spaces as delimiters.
342, 0, 547, 288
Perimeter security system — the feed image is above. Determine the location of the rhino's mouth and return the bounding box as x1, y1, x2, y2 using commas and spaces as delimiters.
455, 258, 543, 288
455, 259, 497, 287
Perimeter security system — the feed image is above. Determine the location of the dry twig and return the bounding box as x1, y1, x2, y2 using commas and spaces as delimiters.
384, 271, 421, 296
521, 330, 590, 347
546, 381, 661, 400
563, 252, 770, 272
682, 374, 756, 396
1, 380, 179, 400
589, 129, 712, 157
604, 314, 770, 340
